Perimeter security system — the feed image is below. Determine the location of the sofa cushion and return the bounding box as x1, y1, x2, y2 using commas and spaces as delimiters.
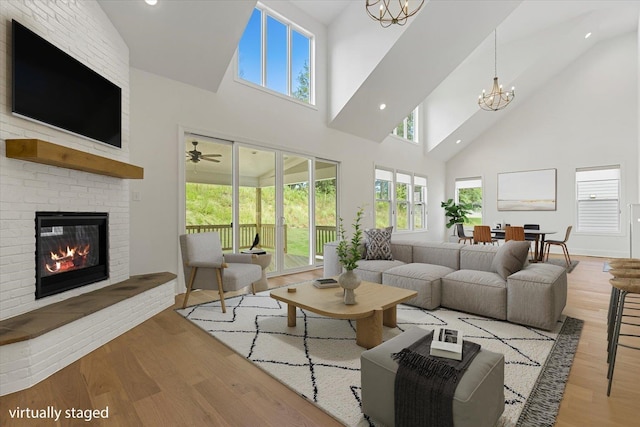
460, 245, 498, 272
383, 263, 455, 309
411, 242, 462, 270
355, 259, 406, 283
442, 270, 507, 320
491, 240, 531, 280
389, 241, 414, 264
364, 227, 393, 260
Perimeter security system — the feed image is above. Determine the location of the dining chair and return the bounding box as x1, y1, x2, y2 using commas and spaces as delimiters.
504, 226, 525, 242
473, 225, 497, 245
179, 232, 262, 312
456, 223, 473, 244
543, 225, 573, 267
523, 224, 540, 260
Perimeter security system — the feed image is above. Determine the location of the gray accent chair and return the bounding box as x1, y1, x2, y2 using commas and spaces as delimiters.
179, 232, 262, 312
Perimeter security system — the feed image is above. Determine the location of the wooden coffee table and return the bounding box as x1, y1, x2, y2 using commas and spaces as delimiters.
270, 280, 417, 349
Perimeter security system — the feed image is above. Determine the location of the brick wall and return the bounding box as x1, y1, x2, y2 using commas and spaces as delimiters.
0, 1, 177, 396
0, 0, 131, 320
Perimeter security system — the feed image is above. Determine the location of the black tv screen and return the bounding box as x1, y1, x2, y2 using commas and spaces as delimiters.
12, 20, 122, 148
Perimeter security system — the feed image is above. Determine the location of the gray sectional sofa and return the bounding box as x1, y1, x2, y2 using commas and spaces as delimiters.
324, 239, 567, 331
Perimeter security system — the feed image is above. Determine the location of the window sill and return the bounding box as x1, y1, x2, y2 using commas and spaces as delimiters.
234, 77, 318, 111
387, 134, 419, 145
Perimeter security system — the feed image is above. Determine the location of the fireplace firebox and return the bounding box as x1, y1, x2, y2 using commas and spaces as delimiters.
35, 212, 108, 299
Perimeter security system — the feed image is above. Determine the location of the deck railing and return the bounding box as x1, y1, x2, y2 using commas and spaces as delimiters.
186, 224, 262, 250
316, 225, 337, 256
186, 224, 337, 256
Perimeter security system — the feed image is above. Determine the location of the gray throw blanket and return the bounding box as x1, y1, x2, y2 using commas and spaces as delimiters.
392, 331, 481, 427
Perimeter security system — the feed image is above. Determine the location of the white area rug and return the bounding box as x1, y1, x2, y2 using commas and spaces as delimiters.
177, 288, 581, 427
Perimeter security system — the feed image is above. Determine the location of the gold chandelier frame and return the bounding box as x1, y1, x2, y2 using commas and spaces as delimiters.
365, 0, 425, 28
478, 29, 515, 111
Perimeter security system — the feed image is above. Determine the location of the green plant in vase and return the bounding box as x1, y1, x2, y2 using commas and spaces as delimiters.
336, 207, 364, 304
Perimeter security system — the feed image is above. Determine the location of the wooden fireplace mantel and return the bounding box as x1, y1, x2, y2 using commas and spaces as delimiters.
5, 138, 144, 179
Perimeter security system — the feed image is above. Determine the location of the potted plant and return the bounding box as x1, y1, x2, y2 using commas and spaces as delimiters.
441, 199, 472, 232
336, 207, 364, 304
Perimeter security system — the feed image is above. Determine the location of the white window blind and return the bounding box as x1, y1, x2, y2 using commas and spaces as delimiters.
576, 166, 620, 233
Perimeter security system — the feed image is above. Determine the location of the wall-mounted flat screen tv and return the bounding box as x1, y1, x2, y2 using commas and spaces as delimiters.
12, 20, 122, 148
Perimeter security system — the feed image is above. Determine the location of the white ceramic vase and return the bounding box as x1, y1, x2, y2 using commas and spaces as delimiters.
338, 270, 361, 305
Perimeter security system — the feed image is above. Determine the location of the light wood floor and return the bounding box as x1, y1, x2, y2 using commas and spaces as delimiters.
1, 255, 638, 426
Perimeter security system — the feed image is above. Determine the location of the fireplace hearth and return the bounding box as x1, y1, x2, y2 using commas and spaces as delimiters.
35, 212, 108, 299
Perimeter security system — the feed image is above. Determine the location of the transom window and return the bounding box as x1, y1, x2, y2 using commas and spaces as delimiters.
238, 4, 314, 104
375, 167, 427, 231
392, 107, 419, 142
576, 165, 620, 233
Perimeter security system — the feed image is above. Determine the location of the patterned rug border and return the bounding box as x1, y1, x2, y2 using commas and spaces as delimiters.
176, 293, 582, 426
516, 316, 583, 426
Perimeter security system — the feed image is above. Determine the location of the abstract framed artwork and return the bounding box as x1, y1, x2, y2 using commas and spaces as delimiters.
498, 168, 557, 211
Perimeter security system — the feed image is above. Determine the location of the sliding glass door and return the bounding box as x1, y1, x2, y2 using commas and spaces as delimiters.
238, 146, 277, 272
185, 132, 337, 276
283, 154, 312, 271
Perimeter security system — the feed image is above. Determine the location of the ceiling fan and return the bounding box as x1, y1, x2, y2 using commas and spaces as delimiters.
186, 141, 222, 163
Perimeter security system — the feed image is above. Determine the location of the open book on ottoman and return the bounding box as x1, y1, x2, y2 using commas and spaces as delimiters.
430, 327, 464, 361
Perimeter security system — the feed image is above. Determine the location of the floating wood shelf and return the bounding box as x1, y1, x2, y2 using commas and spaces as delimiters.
5, 139, 144, 179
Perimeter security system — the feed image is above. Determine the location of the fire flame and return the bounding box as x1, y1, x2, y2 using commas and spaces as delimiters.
45, 244, 90, 273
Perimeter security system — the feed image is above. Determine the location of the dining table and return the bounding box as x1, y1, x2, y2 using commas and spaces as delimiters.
491, 229, 556, 262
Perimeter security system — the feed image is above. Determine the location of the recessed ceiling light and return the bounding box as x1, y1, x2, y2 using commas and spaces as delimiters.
145, 0, 158, 5
379, 103, 386, 110
585, 32, 592, 39
456, 139, 462, 144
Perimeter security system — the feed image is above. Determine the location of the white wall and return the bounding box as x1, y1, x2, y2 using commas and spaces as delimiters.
0, 0, 131, 319
446, 33, 639, 258
128, 1, 446, 283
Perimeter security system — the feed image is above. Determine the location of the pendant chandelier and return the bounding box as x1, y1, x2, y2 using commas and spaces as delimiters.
478, 29, 515, 111
365, 0, 425, 28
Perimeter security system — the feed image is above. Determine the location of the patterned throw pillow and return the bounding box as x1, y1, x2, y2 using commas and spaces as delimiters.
364, 227, 393, 260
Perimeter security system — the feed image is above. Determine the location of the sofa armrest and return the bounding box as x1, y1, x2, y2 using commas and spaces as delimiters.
323, 241, 343, 277
507, 264, 567, 330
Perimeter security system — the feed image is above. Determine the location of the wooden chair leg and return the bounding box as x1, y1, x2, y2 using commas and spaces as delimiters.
562, 244, 571, 267
182, 266, 197, 309
251, 282, 256, 295
215, 268, 226, 313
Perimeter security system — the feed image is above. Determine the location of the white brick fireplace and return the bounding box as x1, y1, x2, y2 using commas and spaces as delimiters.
0, 1, 174, 395
0, 0, 131, 320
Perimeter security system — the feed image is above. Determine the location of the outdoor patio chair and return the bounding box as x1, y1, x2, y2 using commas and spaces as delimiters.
179, 232, 262, 312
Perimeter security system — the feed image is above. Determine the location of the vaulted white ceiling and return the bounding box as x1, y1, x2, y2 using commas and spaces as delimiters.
98, 0, 640, 162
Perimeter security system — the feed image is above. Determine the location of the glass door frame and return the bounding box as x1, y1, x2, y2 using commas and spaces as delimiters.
180, 127, 339, 279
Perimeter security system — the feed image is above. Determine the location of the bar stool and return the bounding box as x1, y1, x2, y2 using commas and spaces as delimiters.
607, 267, 640, 396
607, 259, 640, 362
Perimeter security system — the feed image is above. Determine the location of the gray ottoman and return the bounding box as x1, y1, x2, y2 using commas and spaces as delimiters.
383, 263, 455, 309
361, 327, 504, 427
